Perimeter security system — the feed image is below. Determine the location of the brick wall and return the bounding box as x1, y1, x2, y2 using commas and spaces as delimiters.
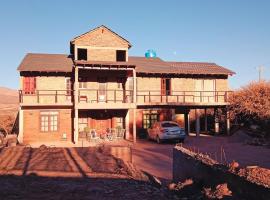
73, 27, 129, 48
23, 108, 72, 144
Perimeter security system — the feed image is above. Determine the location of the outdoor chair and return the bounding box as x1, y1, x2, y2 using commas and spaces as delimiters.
116, 128, 125, 140
106, 128, 113, 141
90, 129, 100, 143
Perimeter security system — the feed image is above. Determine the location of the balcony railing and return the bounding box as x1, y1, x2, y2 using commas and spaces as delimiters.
78, 89, 134, 103
19, 90, 72, 104
19, 89, 232, 105
136, 90, 231, 104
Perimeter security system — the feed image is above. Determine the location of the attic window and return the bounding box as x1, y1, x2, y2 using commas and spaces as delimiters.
116, 50, 126, 62
77, 48, 87, 60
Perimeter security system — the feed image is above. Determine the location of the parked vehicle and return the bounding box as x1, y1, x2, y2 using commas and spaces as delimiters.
147, 121, 186, 143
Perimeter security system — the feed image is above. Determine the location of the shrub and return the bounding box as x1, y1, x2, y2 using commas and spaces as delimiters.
228, 81, 270, 134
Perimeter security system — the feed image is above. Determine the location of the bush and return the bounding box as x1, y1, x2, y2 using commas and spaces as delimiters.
228, 81, 270, 135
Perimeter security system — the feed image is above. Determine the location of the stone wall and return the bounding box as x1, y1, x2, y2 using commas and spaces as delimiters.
173, 146, 270, 200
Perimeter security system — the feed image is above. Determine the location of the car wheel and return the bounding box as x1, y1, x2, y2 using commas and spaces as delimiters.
156, 136, 162, 144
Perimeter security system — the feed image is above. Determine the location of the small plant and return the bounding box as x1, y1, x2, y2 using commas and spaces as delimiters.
84, 126, 90, 134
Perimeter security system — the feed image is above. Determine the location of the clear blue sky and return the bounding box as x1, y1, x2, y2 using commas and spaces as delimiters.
0, 0, 269, 89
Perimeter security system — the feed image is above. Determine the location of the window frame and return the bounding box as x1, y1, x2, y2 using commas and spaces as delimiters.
23, 77, 36, 95
161, 78, 171, 96
40, 111, 59, 133
79, 77, 87, 89
116, 50, 126, 62
77, 48, 87, 60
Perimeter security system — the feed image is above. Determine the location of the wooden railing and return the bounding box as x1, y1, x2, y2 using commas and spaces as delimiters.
78, 89, 134, 103
19, 90, 73, 104
19, 89, 232, 105
136, 90, 232, 104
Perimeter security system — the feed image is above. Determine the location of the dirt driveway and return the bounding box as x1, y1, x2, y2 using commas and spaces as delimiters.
132, 132, 270, 181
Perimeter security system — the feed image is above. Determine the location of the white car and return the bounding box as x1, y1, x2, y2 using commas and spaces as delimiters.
147, 121, 186, 143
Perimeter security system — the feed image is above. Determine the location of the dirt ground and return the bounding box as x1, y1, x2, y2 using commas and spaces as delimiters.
0, 146, 177, 199
132, 131, 270, 181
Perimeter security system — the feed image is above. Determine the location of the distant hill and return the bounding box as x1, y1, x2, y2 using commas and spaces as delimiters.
0, 87, 18, 116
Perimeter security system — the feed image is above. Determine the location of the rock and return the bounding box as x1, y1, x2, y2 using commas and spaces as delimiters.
204, 183, 232, 199
168, 183, 177, 190
229, 160, 239, 172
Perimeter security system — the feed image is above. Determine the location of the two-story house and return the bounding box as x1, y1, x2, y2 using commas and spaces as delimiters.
17, 25, 234, 145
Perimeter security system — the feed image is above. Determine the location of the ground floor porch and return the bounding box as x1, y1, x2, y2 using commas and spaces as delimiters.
18, 105, 231, 146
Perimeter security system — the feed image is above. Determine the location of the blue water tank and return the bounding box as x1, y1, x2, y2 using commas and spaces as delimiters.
145, 49, 157, 58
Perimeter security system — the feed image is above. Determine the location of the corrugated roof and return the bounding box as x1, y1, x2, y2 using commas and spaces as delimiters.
17, 53, 73, 72
17, 53, 235, 75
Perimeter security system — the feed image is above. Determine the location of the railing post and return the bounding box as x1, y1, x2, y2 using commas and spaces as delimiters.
97, 90, 99, 103
200, 91, 202, 102
37, 90, 39, 103
55, 90, 58, 103
225, 91, 228, 102
183, 91, 185, 103
166, 92, 168, 103
19, 90, 22, 103
149, 91, 151, 102
114, 90, 116, 103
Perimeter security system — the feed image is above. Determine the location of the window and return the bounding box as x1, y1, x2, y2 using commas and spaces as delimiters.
79, 77, 87, 89
23, 77, 36, 94
40, 111, 59, 132
116, 50, 126, 62
143, 111, 159, 129
65, 77, 72, 96
161, 78, 171, 95
98, 77, 107, 102
77, 48, 87, 60
117, 77, 124, 89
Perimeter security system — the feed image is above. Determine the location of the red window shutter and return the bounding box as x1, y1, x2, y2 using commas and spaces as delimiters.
23, 77, 30, 94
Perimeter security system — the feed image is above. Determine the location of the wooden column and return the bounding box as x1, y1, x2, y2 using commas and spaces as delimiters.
195, 109, 200, 137
214, 108, 219, 134
226, 108, 230, 135
184, 112, 190, 135
74, 66, 79, 144
133, 109, 137, 143
18, 108, 24, 144
204, 108, 208, 133
132, 69, 137, 103
125, 109, 130, 140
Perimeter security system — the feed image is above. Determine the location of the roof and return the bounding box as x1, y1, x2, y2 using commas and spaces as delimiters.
70, 25, 132, 48
129, 56, 235, 75
17, 53, 73, 72
17, 53, 235, 75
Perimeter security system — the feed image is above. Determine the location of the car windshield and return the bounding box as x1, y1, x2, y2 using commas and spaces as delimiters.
161, 122, 179, 128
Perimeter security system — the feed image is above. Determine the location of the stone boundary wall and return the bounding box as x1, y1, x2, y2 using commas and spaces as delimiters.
173, 145, 270, 200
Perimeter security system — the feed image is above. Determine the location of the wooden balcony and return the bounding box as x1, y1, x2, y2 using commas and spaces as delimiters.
77, 89, 136, 109
19, 90, 73, 106
136, 90, 231, 107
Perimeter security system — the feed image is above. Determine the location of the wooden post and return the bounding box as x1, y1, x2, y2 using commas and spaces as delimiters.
133, 69, 137, 103
133, 109, 136, 143
214, 108, 219, 134
125, 110, 130, 140
195, 109, 200, 137
74, 66, 79, 144
226, 108, 230, 135
204, 108, 208, 133
18, 108, 24, 143
74, 109, 79, 143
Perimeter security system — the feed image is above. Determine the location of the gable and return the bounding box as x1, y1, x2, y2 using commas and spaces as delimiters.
71, 25, 131, 48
